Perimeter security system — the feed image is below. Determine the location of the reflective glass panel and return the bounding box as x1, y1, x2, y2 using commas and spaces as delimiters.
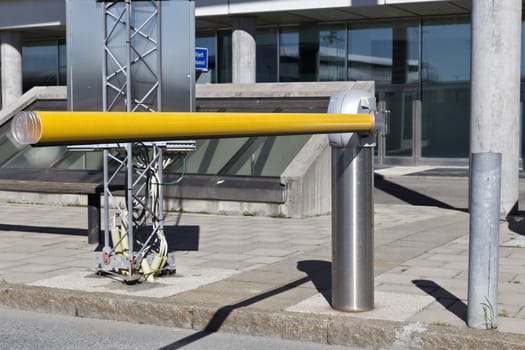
279, 27, 318, 82
348, 22, 419, 85
421, 18, 471, 158
0, 124, 24, 166
58, 41, 67, 85
522, 21, 525, 81
22, 42, 59, 91
422, 19, 470, 83
256, 28, 278, 82
385, 91, 413, 157
218, 31, 232, 83
196, 33, 216, 84
5, 146, 68, 169
319, 26, 345, 81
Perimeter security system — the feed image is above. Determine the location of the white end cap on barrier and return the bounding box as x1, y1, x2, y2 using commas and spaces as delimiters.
10, 111, 42, 145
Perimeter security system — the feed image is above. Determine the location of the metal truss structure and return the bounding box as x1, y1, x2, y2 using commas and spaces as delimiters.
95, 0, 181, 282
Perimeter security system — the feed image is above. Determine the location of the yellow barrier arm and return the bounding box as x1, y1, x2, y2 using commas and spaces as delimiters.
10, 111, 375, 146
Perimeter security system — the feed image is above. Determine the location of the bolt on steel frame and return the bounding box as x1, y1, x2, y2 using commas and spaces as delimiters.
97, 0, 169, 281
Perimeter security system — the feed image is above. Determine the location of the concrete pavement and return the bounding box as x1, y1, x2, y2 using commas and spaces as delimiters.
1, 167, 525, 348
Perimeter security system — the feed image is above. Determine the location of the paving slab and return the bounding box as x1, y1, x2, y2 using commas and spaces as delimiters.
286, 291, 435, 322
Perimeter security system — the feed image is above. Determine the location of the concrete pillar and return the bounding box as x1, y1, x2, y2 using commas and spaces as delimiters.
232, 16, 256, 84
1, 31, 22, 110
470, 0, 522, 216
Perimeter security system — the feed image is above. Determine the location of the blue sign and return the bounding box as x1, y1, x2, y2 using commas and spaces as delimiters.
195, 47, 208, 71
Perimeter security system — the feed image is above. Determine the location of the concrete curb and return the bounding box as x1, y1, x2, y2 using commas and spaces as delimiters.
1, 282, 525, 349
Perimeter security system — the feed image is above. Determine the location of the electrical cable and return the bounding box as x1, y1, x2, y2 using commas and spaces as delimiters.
163, 155, 186, 185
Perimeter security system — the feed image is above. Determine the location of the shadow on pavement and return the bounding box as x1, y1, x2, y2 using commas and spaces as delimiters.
506, 213, 525, 236
159, 276, 311, 349
374, 174, 467, 213
0, 223, 86, 236
154, 225, 200, 251
297, 260, 332, 304
159, 260, 331, 349
412, 279, 467, 324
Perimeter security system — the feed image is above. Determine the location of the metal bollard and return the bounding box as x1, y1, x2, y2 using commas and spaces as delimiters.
468, 152, 501, 329
328, 89, 378, 312
331, 144, 374, 311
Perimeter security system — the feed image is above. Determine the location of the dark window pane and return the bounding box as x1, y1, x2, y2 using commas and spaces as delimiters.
385, 91, 413, 157
522, 22, 525, 81
279, 27, 318, 82
256, 28, 277, 82
319, 26, 345, 81
58, 41, 66, 85
22, 42, 59, 91
421, 83, 470, 158
421, 19, 471, 158
218, 31, 232, 83
348, 22, 418, 84
421, 19, 470, 83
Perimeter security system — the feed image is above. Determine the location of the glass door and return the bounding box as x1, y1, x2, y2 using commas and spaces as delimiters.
377, 89, 418, 165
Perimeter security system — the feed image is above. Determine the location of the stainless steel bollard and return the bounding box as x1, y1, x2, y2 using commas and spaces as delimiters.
468, 152, 501, 329
331, 145, 374, 311
328, 88, 377, 312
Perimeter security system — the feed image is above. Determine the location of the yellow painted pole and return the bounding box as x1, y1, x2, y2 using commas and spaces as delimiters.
11, 111, 375, 146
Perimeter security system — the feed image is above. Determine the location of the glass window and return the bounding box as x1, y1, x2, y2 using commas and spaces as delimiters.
0, 125, 23, 167
319, 26, 346, 81
384, 91, 414, 157
279, 27, 319, 82
421, 18, 471, 158
256, 28, 278, 82
422, 19, 470, 83
522, 21, 525, 81
196, 33, 216, 84
22, 42, 59, 91
218, 31, 232, 83
58, 40, 67, 85
348, 22, 419, 85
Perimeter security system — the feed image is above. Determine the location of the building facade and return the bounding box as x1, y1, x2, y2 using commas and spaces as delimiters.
0, 0, 523, 166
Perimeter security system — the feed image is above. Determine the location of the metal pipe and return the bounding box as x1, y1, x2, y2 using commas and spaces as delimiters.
126, 142, 134, 277
10, 111, 375, 146
157, 147, 164, 232
103, 149, 110, 250
468, 152, 501, 329
331, 144, 374, 311
125, 0, 134, 279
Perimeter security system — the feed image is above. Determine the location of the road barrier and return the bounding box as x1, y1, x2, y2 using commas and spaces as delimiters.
10, 88, 381, 312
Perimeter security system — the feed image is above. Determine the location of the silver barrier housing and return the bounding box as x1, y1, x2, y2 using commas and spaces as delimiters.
328, 89, 378, 312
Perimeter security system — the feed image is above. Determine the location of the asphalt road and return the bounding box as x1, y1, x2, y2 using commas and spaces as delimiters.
0, 306, 359, 350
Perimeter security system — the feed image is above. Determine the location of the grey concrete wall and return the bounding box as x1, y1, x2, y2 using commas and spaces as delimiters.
0, 86, 66, 125
196, 81, 371, 99
280, 134, 331, 218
